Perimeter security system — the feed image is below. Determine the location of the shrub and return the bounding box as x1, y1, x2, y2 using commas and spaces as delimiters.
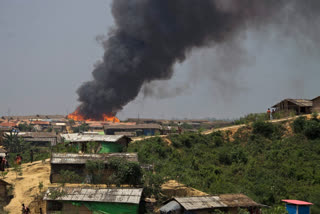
85, 160, 105, 184
59, 170, 83, 184
304, 120, 320, 140
109, 157, 142, 186
292, 116, 307, 134
252, 121, 274, 138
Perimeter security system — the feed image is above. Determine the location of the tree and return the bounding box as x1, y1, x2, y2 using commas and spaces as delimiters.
3, 131, 25, 153
85, 160, 105, 184
108, 157, 142, 187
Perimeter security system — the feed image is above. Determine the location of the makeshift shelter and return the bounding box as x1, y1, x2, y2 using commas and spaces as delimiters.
17, 132, 60, 146
272, 99, 313, 115
61, 133, 131, 153
43, 187, 143, 214
50, 153, 138, 183
104, 124, 161, 136
160, 194, 264, 214
282, 199, 313, 214
312, 96, 320, 113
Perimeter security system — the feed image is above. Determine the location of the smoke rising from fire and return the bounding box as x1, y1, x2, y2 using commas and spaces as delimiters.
77, 0, 320, 119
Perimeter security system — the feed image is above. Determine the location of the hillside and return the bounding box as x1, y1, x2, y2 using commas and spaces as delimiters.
3, 160, 50, 214
128, 115, 320, 213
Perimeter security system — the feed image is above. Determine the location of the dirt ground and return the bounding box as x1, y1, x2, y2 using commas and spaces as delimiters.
3, 159, 50, 214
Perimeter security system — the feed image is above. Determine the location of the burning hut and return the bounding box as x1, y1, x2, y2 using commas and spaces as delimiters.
61, 133, 131, 153
44, 187, 143, 214
50, 153, 138, 183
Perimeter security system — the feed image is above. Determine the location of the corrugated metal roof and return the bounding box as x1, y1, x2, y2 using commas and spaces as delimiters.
174, 196, 227, 210
104, 124, 161, 130
61, 134, 127, 142
51, 153, 138, 164
172, 194, 263, 211
43, 187, 143, 204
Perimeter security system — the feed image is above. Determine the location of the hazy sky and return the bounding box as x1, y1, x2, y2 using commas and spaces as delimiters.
1, 1, 319, 120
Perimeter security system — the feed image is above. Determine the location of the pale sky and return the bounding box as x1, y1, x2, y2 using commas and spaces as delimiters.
1, 0, 319, 120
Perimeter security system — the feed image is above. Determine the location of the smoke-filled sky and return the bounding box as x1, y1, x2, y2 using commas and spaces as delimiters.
1, 0, 320, 120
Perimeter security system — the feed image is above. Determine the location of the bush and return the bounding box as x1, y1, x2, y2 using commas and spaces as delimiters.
304, 120, 320, 140
59, 170, 83, 184
85, 160, 105, 184
292, 117, 307, 134
108, 157, 142, 186
252, 121, 274, 138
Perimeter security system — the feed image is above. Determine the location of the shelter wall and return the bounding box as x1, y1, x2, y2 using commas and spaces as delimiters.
0, 184, 7, 200
313, 97, 320, 113
47, 201, 92, 214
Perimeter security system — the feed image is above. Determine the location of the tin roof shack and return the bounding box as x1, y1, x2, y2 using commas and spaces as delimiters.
104, 124, 161, 136
272, 99, 313, 115
61, 134, 131, 153
0, 179, 12, 210
282, 200, 313, 214
18, 132, 60, 146
50, 153, 138, 183
44, 187, 143, 214
160, 194, 264, 214
312, 96, 320, 113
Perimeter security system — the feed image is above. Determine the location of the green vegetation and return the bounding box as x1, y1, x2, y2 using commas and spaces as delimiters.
3, 131, 51, 165
108, 157, 142, 187
58, 170, 83, 184
128, 118, 320, 213
72, 123, 89, 133
85, 160, 105, 184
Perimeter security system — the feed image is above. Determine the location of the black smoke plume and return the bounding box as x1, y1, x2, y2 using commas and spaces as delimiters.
77, 0, 320, 119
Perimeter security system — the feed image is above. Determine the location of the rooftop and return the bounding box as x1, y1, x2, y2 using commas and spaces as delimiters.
104, 124, 161, 130
61, 134, 129, 143
282, 199, 313, 206
273, 99, 313, 107
174, 196, 227, 210
17, 132, 58, 138
51, 153, 138, 164
170, 194, 263, 211
43, 187, 143, 204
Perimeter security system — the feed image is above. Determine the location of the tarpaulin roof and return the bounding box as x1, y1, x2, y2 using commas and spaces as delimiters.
282, 200, 313, 205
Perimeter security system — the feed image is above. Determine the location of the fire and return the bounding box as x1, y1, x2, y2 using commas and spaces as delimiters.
67, 109, 120, 122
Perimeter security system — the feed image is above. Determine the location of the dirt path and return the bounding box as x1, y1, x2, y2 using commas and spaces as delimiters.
131, 115, 305, 143
4, 160, 50, 214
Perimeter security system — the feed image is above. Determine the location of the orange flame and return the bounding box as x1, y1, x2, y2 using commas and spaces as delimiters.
67, 109, 120, 122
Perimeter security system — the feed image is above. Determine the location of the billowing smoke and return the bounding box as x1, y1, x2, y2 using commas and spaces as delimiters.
77, 0, 320, 119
